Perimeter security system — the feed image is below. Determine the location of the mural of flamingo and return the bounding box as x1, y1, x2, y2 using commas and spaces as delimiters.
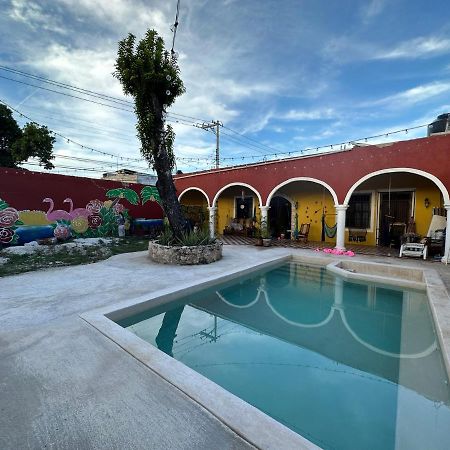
42, 198, 72, 221
63, 198, 92, 219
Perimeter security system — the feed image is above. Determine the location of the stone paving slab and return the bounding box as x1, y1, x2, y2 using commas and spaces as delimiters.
0, 245, 449, 449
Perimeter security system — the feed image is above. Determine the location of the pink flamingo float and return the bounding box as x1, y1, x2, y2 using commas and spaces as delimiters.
63, 198, 92, 219
43, 198, 72, 221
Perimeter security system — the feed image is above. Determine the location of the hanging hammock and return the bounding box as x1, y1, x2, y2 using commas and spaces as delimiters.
324, 219, 337, 238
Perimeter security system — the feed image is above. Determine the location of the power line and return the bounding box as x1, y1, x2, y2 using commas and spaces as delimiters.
222, 124, 283, 153
220, 130, 274, 156
0, 99, 213, 165
170, 0, 181, 55
2, 72, 199, 128
0, 74, 136, 113
1, 71, 430, 166
0, 65, 307, 157
0, 65, 209, 122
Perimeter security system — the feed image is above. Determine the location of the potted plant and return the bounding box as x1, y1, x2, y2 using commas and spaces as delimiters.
254, 222, 263, 246
260, 219, 271, 247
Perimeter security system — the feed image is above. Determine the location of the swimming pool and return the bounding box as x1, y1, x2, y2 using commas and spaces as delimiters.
115, 261, 450, 450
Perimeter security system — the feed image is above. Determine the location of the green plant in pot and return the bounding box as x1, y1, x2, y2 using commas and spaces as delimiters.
254, 221, 263, 246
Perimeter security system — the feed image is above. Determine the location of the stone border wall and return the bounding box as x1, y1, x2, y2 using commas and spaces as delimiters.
148, 241, 223, 265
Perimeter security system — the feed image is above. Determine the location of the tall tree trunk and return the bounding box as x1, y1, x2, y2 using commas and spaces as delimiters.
154, 153, 186, 238
148, 94, 186, 238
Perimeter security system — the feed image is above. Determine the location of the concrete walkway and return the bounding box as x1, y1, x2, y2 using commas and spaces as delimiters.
1, 245, 449, 449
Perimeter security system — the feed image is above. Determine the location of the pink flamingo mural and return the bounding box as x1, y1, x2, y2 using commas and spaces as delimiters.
63, 198, 92, 219
42, 198, 72, 221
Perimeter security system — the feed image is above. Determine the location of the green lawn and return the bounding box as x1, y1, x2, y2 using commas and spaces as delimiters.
0, 237, 149, 277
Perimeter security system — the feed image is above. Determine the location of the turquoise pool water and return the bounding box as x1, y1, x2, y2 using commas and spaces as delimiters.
117, 262, 450, 450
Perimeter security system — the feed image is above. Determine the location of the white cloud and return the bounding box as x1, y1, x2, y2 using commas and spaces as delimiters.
282, 108, 335, 121
9, 0, 67, 34
374, 37, 450, 60
59, 0, 170, 39
323, 35, 450, 64
361, 0, 386, 22
366, 82, 450, 109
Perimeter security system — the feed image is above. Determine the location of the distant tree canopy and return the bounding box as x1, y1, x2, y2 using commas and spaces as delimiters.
114, 29, 187, 238
0, 105, 56, 169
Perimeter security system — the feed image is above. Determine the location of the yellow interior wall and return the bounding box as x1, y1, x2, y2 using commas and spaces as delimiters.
212, 175, 444, 244
216, 189, 260, 234
292, 192, 335, 243
180, 191, 209, 229
217, 196, 235, 232
414, 187, 442, 236
277, 184, 336, 243
346, 174, 443, 246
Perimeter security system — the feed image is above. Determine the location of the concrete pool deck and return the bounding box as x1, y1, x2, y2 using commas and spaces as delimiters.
1, 245, 450, 449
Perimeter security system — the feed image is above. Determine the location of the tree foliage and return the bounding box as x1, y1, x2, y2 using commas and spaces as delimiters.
0, 105, 22, 167
114, 29, 187, 238
114, 30, 185, 168
0, 105, 56, 169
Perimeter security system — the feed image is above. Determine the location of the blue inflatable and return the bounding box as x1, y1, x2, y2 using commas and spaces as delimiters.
15, 226, 55, 245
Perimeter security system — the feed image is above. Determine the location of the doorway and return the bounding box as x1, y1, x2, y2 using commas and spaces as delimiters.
269, 196, 292, 238
378, 191, 413, 246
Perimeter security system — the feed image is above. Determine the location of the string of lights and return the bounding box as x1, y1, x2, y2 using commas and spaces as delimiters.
21, 161, 112, 173
1, 75, 429, 169
219, 123, 428, 161
0, 65, 293, 154
0, 99, 211, 165
5, 97, 429, 168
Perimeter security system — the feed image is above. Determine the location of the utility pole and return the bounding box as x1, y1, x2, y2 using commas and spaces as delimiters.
195, 120, 222, 169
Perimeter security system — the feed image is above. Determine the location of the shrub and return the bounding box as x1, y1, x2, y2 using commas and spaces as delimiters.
157, 227, 216, 247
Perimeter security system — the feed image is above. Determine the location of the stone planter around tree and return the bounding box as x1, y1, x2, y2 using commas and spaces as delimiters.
148, 240, 223, 265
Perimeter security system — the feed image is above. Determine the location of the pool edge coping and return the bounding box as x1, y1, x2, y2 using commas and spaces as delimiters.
80, 252, 450, 450
81, 254, 320, 450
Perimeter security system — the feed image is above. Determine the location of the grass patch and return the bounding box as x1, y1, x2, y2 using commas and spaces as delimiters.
0, 237, 149, 277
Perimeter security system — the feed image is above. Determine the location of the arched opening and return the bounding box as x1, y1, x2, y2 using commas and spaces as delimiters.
344, 171, 447, 254
267, 179, 338, 244
268, 196, 292, 238
213, 183, 262, 236
178, 188, 209, 231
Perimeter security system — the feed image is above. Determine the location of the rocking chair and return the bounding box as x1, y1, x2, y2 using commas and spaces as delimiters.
296, 223, 310, 243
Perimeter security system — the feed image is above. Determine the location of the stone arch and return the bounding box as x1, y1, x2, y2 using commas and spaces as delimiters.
212, 182, 263, 207
266, 177, 339, 206
343, 168, 450, 206
178, 187, 210, 206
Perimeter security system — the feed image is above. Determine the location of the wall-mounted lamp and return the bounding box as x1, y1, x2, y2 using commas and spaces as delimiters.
424, 198, 430, 208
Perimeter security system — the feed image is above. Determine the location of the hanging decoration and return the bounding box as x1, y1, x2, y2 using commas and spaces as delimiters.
324, 221, 337, 238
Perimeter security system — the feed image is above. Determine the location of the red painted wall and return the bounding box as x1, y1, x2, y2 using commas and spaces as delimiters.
174, 134, 450, 204
0, 168, 164, 219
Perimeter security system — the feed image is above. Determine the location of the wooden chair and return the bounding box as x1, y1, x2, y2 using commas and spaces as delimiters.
296, 223, 310, 243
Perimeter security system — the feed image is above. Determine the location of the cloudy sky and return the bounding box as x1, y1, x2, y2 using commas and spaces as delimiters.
1, 0, 450, 177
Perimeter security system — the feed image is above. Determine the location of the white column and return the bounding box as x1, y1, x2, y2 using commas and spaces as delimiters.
442, 204, 450, 263
207, 206, 217, 239
335, 204, 348, 251
259, 205, 270, 226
